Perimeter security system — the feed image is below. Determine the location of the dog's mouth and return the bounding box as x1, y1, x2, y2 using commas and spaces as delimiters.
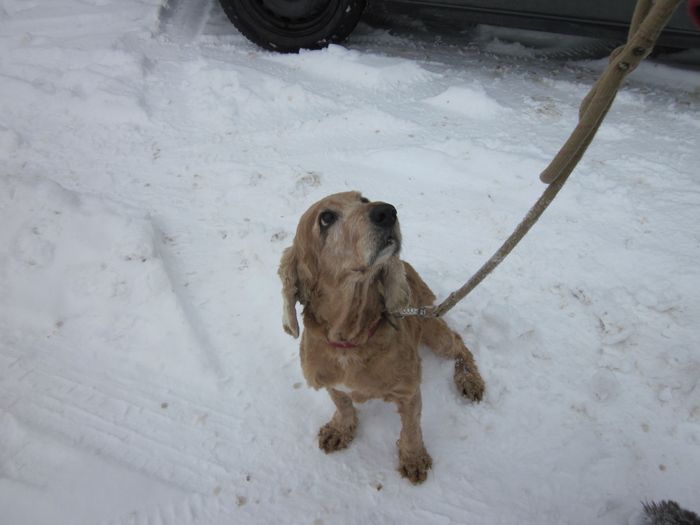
369, 234, 400, 267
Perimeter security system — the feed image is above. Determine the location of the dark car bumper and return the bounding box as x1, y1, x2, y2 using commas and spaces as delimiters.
379, 0, 700, 48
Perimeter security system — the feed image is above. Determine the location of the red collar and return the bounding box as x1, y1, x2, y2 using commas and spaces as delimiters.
328, 318, 382, 349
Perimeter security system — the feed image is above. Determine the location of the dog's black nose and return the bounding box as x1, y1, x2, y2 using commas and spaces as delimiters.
369, 203, 397, 228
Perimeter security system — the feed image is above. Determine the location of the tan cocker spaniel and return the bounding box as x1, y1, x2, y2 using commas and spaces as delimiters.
279, 191, 485, 484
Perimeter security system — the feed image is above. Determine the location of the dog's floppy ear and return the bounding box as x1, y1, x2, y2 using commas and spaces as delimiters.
278, 216, 318, 338
278, 246, 301, 338
380, 257, 411, 314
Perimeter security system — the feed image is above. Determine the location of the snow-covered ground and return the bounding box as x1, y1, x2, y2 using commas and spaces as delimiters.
1, 0, 699, 523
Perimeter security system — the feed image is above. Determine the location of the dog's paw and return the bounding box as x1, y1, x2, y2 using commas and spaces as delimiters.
318, 422, 356, 453
454, 357, 485, 402
398, 447, 433, 485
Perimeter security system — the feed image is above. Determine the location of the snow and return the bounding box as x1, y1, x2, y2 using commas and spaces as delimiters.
1, 0, 699, 523
425, 84, 507, 119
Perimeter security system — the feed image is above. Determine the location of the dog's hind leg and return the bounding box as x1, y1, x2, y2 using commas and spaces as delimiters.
421, 318, 485, 402
318, 388, 358, 453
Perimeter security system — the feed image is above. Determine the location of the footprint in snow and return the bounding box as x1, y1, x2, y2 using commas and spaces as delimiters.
12, 224, 55, 268
589, 370, 620, 403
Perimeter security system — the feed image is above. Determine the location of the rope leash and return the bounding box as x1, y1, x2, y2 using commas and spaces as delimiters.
397, 0, 683, 319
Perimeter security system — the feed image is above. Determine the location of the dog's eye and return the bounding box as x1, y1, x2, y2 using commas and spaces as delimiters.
319, 211, 337, 228
360, 197, 370, 204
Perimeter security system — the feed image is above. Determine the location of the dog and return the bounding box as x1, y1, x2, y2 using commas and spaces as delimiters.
643, 501, 700, 525
278, 191, 485, 483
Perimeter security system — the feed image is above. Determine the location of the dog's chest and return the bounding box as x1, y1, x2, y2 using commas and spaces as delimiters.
300, 331, 418, 397
327, 351, 394, 400
331, 353, 364, 392
331, 383, 355, 395
329, 369, 374, 403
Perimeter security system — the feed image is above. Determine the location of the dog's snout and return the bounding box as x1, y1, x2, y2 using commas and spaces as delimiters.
369, 203, 397, 229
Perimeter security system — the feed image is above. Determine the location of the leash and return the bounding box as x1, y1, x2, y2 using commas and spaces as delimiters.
396, 0, 683, 319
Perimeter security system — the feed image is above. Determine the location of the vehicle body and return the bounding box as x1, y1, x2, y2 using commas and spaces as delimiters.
383, 0, 700, 49
218, 0, 700, 52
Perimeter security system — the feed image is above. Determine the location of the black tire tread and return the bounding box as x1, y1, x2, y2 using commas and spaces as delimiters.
218, 0, 366, 52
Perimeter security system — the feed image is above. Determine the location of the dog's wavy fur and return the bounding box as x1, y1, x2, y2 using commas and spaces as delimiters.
279, 191, 485, 484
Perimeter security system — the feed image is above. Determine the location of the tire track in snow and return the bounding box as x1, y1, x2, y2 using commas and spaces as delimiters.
12, 395, 226, 493
0, 348, 253, 494
150, 217, 230, 382
100, 493, 214, 525
3, 0, 162, 41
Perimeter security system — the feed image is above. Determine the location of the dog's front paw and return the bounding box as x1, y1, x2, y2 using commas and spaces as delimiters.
318, 421, 356, 453
454, 357, 485, 402
398, 447, 433, 484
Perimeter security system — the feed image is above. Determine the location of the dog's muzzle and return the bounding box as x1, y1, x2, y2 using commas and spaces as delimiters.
368, 202, 401, 265
370, 203, 397, 229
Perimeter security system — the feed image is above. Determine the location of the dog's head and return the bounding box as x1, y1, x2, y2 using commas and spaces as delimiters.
278, 191, 410, 338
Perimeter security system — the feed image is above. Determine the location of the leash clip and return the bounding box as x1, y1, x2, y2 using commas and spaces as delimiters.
395, 306, 436, 318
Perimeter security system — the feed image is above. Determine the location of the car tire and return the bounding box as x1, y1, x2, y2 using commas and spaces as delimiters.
218, 0, 366, 52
